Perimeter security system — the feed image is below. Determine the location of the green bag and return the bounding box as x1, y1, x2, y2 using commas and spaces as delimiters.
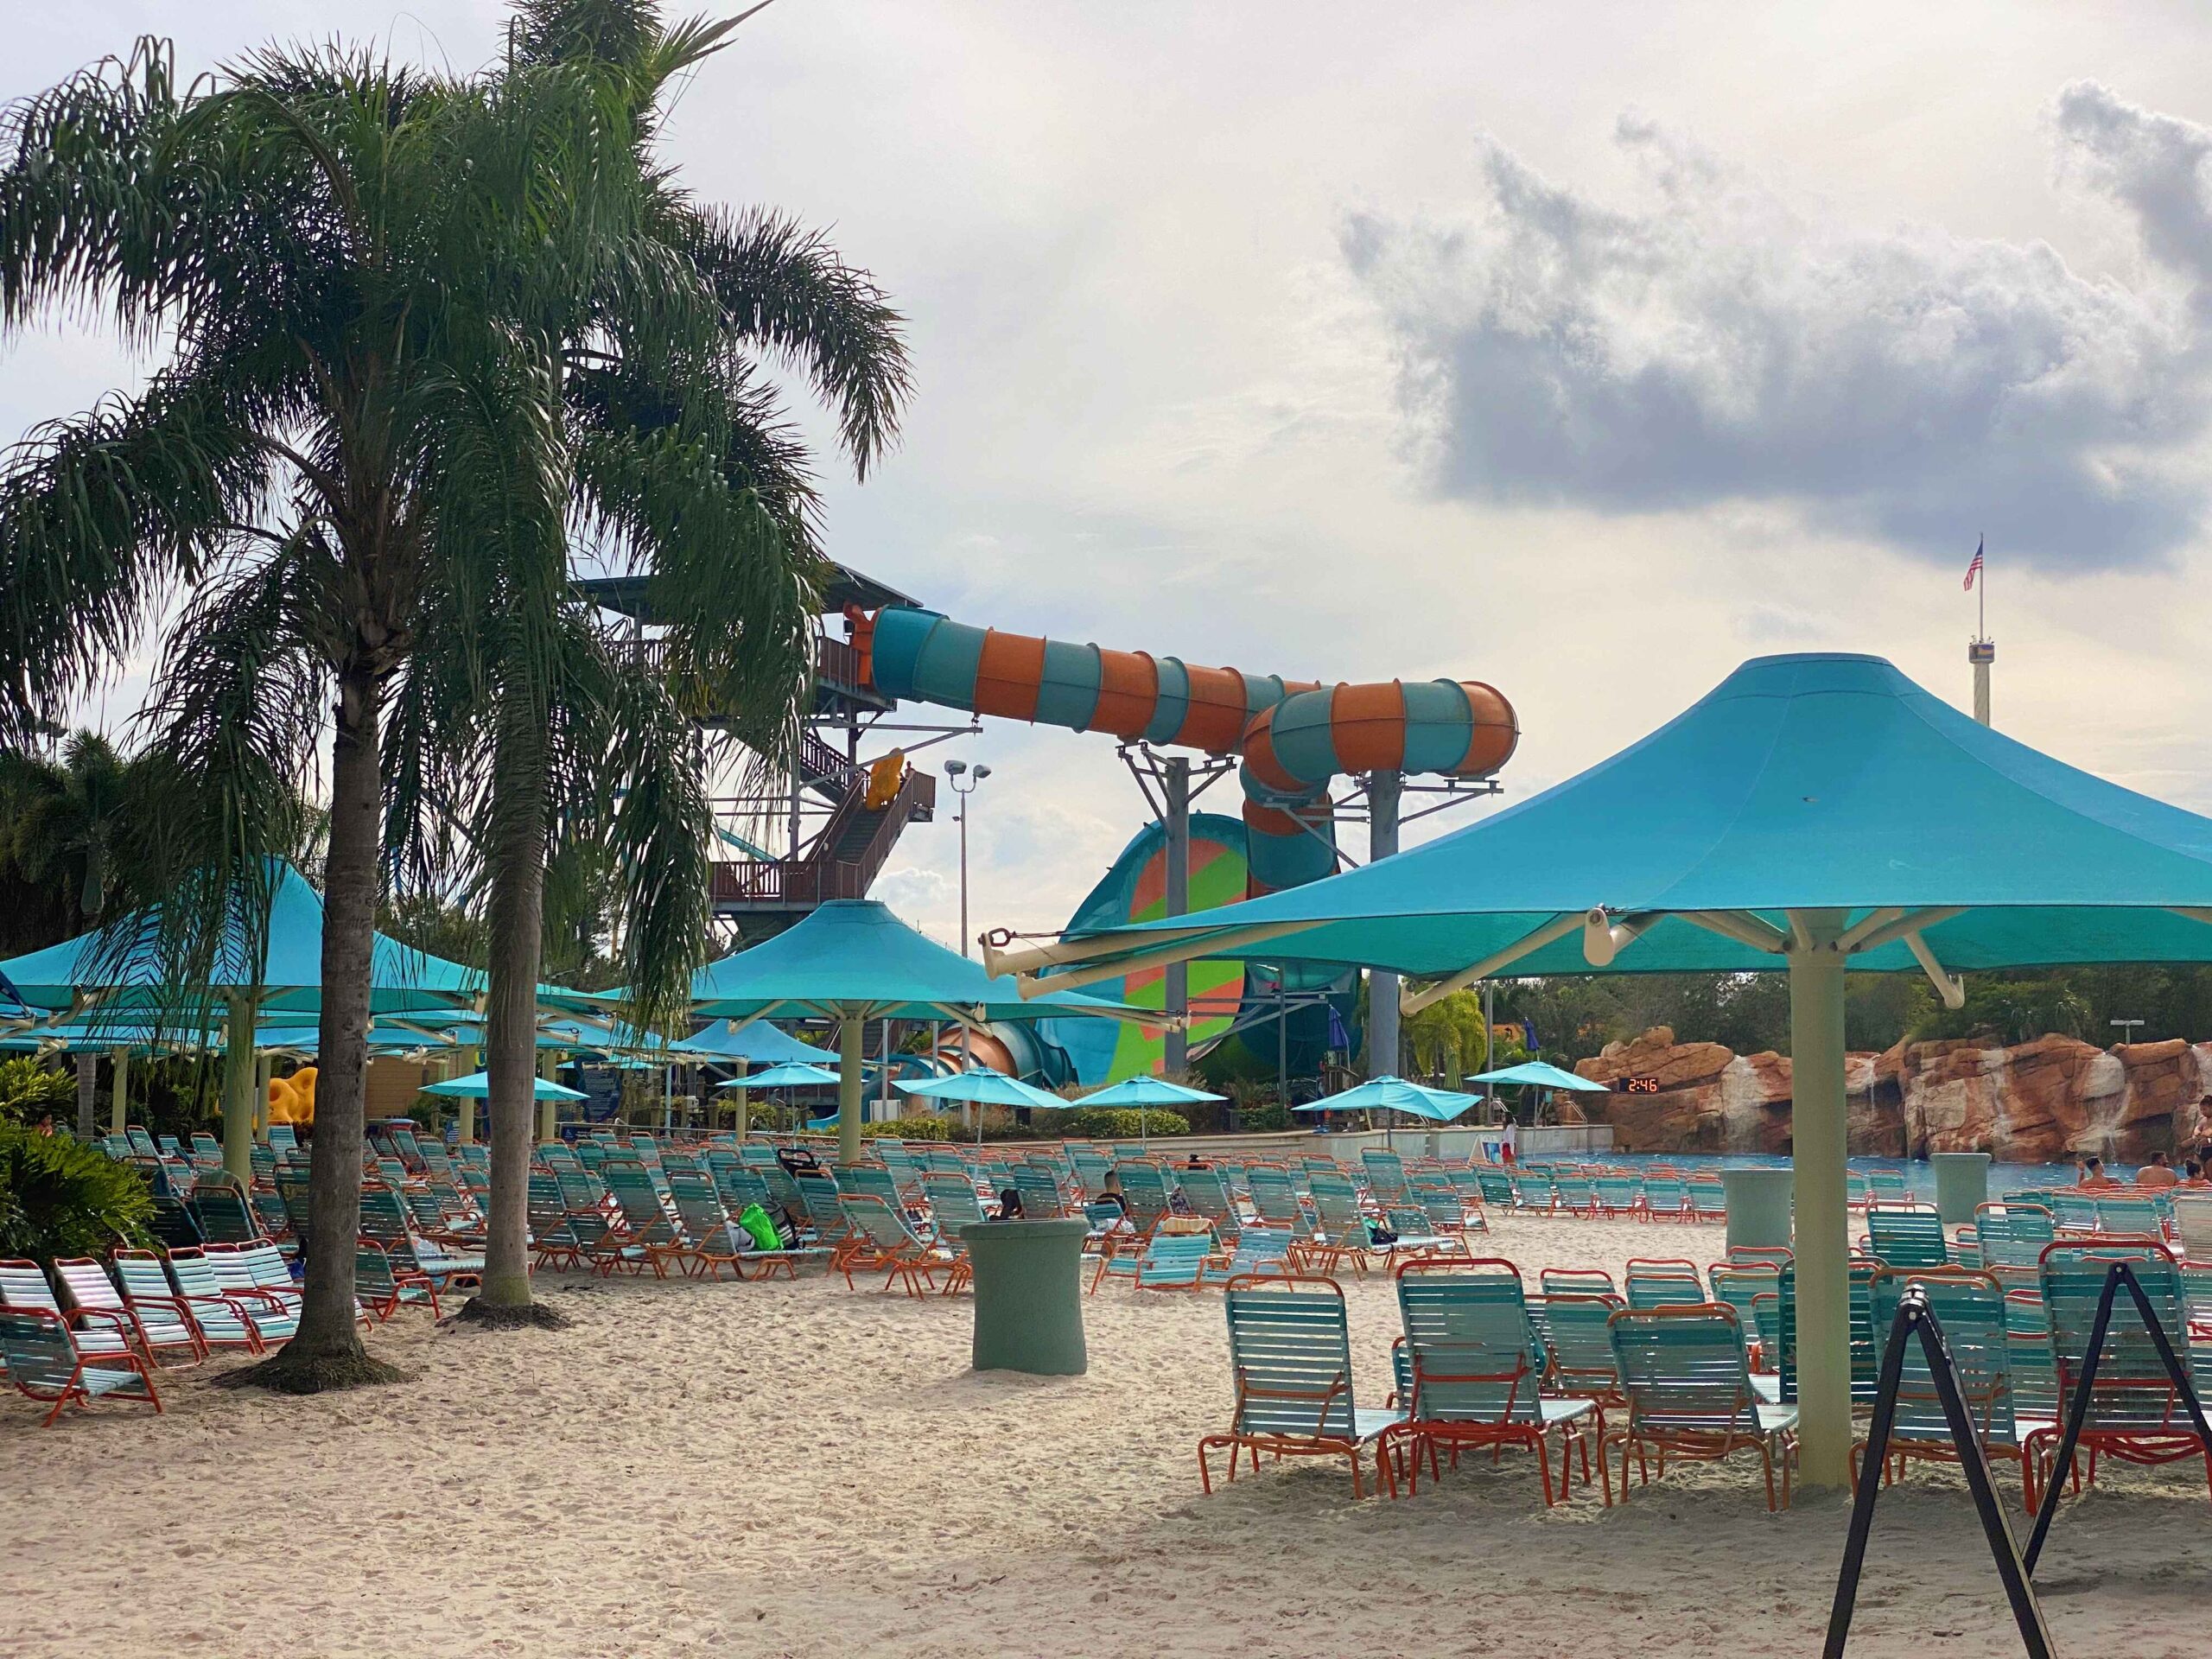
737, 1202, 782, 1253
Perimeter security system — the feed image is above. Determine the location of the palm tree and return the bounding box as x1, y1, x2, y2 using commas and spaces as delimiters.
385, 0, 910, 1323
0, 22, 760, 1388
0, 731, 143, 951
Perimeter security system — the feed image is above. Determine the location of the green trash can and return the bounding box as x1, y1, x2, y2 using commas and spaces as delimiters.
1930, 1152, 1992, 1228
959, 1218, 1089, 1376
1720, 1167, 1795, 1252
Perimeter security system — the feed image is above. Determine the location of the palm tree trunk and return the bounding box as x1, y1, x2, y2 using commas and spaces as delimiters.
470, 717, 562, 1325
238, 661, 402, 1390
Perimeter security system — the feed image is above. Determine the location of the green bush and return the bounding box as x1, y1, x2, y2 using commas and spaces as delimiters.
0, 1122, 152, 1266
1239, 1101, 1293, 1132
858, 1116, 954, 1142
1033, 1106, 1189, 1140
0, 1057, 75, 1125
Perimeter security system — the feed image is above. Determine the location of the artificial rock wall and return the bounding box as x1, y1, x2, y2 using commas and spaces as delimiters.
1567, 1027, 2212, 1162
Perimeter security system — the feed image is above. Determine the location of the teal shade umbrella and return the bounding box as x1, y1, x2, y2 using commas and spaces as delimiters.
658, 1019, 836, 1065
1467, 1061, 1609, 1090
991, 650, 2212, 1491
899, 1065, 1066, 1148
1293, 1075, 1480, 1123
1078, 1074, 1225, 1148
691, 899, 1150, 1164
719, 1061, 841, 1090
422, 1070, 586, 1102
0, 861, 481, 1018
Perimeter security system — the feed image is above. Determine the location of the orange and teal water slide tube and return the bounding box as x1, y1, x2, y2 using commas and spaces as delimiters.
857, 608, 1518, 895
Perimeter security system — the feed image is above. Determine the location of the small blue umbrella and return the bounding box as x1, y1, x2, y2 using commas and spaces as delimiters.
899, 1066, 1066, 1146
1466, 1060, 1609, 1090
422, 1070, 586, 1102
1078, 1075, 1226, 1147
1294, 1074, 1481, 1150
718, 1061, 841, 1090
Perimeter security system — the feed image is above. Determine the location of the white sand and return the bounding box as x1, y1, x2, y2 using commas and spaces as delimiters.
3, 1212, 2203, 1657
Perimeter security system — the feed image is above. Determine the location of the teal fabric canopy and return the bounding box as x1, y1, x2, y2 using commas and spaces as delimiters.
1468, 1060, 1609, 1091
990, 649, 2212, 1494
423, 1070, 586, 1102
658, 1019, 836, 1065
995, 653, 2212, 988
718, 1061, 840, 1090
0, 861, 482, 1017
692, 899, 1149, 1024
1078, 1077, 1225, 1106
896, 1067, 1065, 1110
1291, 1075, 1480, 1122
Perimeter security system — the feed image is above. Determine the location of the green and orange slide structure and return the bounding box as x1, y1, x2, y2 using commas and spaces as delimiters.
855, 607, 1518, 895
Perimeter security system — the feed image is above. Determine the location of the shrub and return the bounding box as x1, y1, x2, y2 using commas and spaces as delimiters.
1033, 1106, 1189, 1140
0, 1122, 153, 1266
1239, 1101, 1293, 1132
0, 1057, 75, 1126
858, 1116, 954, 1142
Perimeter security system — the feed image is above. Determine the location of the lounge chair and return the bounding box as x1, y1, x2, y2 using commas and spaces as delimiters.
185, 1178, 261, 1246
1866, 1203, 1950, 1268
1687, 1178, 1727, 1222
1642, 1173, 1691, 1221
1395, 1259, 1597, 1504
354, 1238, 442, 1319
112, 1249, 257, 1353
1969, 1201, 2056, 1281
200, 1243, 307, 1344
1592, 1174, 1646, 1219
1198, 1274, 1404, 1498
1861, 1268, 2045, 1503
167, 1246, 297, 1349
2031, 1238, 2210, 1502
1298, 1170, 1376, 1277
2168, 1191, 2212, 1262
1091, 1228, 1214, 1294
1607, 1303, 1798, 1510
837, 1194, 960, 1297
1553, 1172, 1597, 1217
1624, 1259, 1706, 1311
1536, 1291, 1629, 1430
54, 1256, 202, 1366
1116, 1162, 1177, 1237
1246, 1165, 1311, 1231
1203, 1229, 1295, 1287
0, 1309, 162, 1426
0, 1259, 139, 1359
1361, 1150, 1410, 1205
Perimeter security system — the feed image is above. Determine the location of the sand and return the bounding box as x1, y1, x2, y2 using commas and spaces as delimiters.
2, 1212, 2204, 1657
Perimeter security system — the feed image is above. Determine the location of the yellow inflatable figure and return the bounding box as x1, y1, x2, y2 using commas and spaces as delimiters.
266, 1065, 317, 1126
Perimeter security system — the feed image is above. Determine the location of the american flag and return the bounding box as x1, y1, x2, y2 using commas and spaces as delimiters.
1963, 534, 1984, 592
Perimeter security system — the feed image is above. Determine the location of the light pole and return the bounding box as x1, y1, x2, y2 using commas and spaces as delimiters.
2110, 1017, 2145, 1049
944, 760, 991, 957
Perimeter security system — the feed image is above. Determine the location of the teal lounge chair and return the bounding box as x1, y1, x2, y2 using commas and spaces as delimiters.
836, 1194, 960, 1298
112, 1249, 256, 1353
1300, 1170, 1376, 1277
1361, 1150, 1410, 1205
1970, 1201, 2056, 1280
354, 1238, 442, 1320
0, 1259, 137, 1359
1115, 1162, 1177, 1237
1091, 1228, 1214, 1294
1199, 1274, 1404, 1498
1624, 1260, 1706, 1312
1687, 1178, 1727, 1222
1864, 1268, 2044, 1503
54, 1256, 200, 1366
1866, 1203, 1950, 1268
1395, 1259, 1596, 1504
1607, 1303, 1797, 1510
0, 1309, 162, 1426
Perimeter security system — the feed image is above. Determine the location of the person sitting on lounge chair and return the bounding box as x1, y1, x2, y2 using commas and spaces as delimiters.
1094, 1172, 1128, 1217
995, 1188, 1025, 1220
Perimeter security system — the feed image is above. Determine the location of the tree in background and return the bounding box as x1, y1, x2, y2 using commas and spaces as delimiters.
376, 0, 908, 1325
0, 733, 152, 952
0, 23, 705, 1388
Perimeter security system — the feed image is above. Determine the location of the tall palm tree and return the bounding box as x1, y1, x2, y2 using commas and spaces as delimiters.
0, 22, 761, 1388
0, 731, 142, 950
388, 0, 910, 1322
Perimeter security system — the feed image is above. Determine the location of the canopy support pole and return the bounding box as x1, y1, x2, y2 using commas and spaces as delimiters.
73, 1052, 95, 1140
1903, 931, 1967, 1010
1789, 909, 1852, 1489
110, 1048, 129, 1136
537, 1054, 557, 1145
253, 1052, 272, 1143
1402, 912, 1584, 1016
221, 993, 256, 1185
732, 1058, 749, 1145
837, 1013, 864, 1167
1367, 770, 1402, 1079
1163, 756, 1191, 1076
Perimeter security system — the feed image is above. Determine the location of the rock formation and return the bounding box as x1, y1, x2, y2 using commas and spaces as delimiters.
1571, 1027, 2212, 1162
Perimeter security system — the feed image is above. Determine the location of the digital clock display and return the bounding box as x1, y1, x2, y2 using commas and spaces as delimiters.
1618, 1076, 1662, 1094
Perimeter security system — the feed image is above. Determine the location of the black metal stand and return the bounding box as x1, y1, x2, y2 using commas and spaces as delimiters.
2020, 1262, 2212, 1573
1823, 1286, 2051, 1658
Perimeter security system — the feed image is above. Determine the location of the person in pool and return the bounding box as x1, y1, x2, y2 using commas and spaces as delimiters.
2076, 1155, 2119, 1191
2137, 1151, 2181, 1189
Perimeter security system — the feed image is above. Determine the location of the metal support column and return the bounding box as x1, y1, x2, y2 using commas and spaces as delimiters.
110, 1049, 129, 1136
1789, 909, 1852, 1488
1367, 769, 1402, 1078
1163, 757, 1191, 1076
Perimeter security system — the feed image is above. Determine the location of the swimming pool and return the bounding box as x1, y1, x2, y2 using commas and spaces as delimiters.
1525, 1149, 2100, 1200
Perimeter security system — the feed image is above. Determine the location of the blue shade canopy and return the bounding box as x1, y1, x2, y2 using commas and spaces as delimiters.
691, 899, 1151, 1024
1467, 1060, 1610, 1091
997, 653, 2212, 990
896, 1067, 1066, 1110
422, 1070, 586, 1101
656, 1019, 836, 1065
0, 862, 482, 1017
1, 1017, 321, 1055
717, 1061, 841, 1090
1078, 1077, 1226, 1106
1292, 1075, 1481, 1122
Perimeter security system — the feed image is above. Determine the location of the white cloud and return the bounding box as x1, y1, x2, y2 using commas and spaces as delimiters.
1344, 94, 2212, 573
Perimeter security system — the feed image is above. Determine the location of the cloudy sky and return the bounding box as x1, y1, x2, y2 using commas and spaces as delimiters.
15, 2, 2212, 948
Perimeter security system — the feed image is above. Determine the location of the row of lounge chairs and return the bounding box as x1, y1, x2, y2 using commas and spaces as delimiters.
1201, 1236, 2212, 1511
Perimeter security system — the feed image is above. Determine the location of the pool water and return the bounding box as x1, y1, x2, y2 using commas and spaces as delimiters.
1530, 1150, 2099, 1200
